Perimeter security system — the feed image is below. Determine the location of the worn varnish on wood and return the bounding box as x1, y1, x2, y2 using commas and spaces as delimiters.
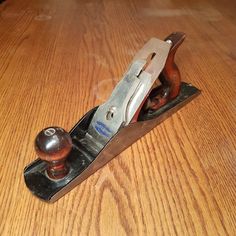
0, 0, 235, 235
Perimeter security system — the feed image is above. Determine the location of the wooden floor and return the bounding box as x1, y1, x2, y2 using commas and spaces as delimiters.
0, 0, 235, 235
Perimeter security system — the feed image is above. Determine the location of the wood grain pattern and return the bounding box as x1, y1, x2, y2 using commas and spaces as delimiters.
0, 0, 235, 235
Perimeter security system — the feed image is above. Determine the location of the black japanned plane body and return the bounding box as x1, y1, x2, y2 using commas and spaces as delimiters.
24, 82, 200, 202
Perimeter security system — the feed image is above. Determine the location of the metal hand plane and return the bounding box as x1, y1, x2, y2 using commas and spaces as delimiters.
24, 32, 200, 202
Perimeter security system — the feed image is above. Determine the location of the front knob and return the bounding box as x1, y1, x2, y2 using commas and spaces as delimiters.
35, 127, 72, 179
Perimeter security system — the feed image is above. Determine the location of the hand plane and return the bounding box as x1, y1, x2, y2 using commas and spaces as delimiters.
24, 32, 200, 202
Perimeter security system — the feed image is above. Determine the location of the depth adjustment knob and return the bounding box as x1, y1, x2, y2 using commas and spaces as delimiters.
35, 127, 72, 179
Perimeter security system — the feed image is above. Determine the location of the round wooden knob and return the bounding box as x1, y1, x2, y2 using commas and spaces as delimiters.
35, 127, 72, 179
